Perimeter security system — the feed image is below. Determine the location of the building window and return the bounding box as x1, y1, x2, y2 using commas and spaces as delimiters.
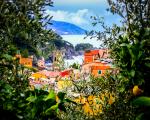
98, 70, 102, 74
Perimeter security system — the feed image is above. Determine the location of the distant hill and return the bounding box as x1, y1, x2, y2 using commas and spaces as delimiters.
75, 43, 94, 51
47, 20, 86, 35
47, 39, 76, 61
50, 39, 74, 50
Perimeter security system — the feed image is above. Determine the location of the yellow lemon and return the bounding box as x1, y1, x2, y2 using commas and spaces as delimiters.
133, 85, 143, 96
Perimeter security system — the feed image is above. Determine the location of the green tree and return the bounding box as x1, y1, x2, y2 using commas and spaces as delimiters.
0, 0, 57, 55
75, 43, 93, 51
89, 0, 150, 95
0, 0, 72, 119
88, 0, 150, 119
70, 63, 80, 69
0, 0, 55, 92
22, 49, 29, 58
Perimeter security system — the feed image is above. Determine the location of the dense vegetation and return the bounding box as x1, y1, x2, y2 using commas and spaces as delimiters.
58, 0, 150, 119
0, 0, 149, 120
75, 43, 93, 51
88, 0, 150, 119
0, 0, 71, 119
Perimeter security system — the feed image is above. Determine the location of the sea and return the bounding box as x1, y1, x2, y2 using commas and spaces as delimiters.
61, 35, 102, 48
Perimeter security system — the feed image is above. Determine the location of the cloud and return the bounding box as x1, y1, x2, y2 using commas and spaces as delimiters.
45, 9, 94, 27
53, 0, 107, 5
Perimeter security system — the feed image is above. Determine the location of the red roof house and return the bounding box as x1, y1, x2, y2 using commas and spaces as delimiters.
84, 49, 109, 64
60, 69, 73, 77
39, 70, 60, 78
82, 49, 111, 77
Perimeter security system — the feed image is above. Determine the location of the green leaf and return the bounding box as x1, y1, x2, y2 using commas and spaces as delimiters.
132, 96, 150, 106
45, 104, 58, 113
4, 8, 9, 13
31, 106, 37, 119
145, 63, 150, 68
6, 103, 13, 110
128, 48, 136, 66
4, 84, 13, 92
120, 43, 128, 47
130, 70, 135, 77
25, 33, 29, 39
136, 113, 144, 120
57, 92, 66, 101
58, 103, 66, 112
137, 51, 142, 59
2, 54, 13, 61
26, 96, 37, 102
43, 90, 55, 101
118, 85, 125, 93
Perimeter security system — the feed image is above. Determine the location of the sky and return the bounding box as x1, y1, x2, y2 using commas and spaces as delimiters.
45, 0, 121, 31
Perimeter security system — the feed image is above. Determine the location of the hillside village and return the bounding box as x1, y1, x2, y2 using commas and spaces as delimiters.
14, 48, 117, 115
16, 49, 113, 94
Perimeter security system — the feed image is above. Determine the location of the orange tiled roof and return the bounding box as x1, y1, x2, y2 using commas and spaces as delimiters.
31, 72, 47, 79
84, 49, 109, 59
39, 70, 60, 78
91, 65, 110, 70
84, 50, 100, 56
60, 69, 73, 77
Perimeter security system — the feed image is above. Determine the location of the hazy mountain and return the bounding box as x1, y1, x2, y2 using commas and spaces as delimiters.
47, 20, 86, 35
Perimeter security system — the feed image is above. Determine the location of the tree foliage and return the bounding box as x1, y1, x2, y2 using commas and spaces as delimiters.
75, 43, 93, 51
87, 0, 150, 119
89, 0, 149, 94
0, 0, 72, 119
0, 0, 58, 55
